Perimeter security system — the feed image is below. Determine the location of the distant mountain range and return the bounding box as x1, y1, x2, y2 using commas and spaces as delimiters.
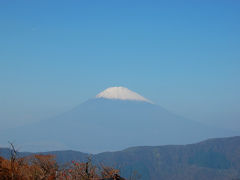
1, 136, 240, 180
0, 87, 237, 153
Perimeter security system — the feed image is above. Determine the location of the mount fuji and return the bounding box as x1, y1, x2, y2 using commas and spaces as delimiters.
0, 87, 236, 153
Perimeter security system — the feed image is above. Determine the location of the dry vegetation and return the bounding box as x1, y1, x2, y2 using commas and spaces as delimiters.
0, 144, 125, 180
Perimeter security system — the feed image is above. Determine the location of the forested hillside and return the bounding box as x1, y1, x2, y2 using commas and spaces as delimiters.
1, 136, 240, 180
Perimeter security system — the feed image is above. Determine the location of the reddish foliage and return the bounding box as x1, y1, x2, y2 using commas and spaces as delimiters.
0, 154, 125, 180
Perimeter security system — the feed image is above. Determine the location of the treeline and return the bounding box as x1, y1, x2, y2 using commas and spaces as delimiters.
0, 145, 125, 180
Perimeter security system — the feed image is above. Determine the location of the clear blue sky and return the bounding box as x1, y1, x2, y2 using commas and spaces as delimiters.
0, 0, 239, 130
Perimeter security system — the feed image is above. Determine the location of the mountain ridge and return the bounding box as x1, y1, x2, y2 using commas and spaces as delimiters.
1, 136, 240, 180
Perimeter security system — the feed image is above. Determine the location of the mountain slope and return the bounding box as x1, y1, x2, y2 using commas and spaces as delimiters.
0, 87, 236, 153
1, 98, 235, 153
95, 136, 240, 180
1, 136, 240, 180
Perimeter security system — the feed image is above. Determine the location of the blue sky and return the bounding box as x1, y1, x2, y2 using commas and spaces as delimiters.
0, 0, 240, 130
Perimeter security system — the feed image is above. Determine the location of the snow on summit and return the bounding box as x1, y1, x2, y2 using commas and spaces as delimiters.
96, 86, 152, 103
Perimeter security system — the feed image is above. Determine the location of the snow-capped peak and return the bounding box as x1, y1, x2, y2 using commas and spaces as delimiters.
96, 86, 152, 103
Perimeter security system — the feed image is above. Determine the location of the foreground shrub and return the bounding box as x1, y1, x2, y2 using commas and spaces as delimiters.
0, 154, 125, 180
